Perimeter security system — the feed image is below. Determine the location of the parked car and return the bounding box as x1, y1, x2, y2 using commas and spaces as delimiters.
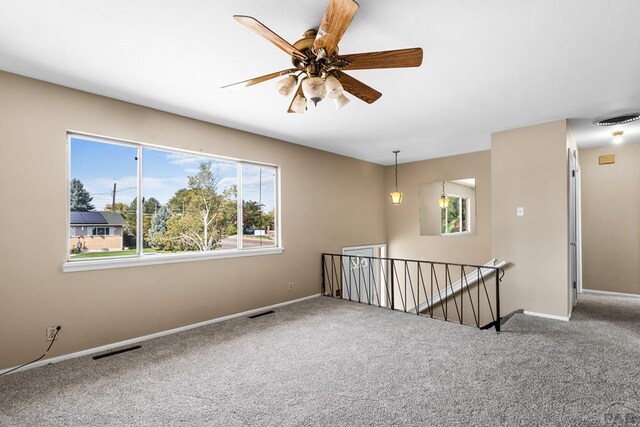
243, 227, 254, 235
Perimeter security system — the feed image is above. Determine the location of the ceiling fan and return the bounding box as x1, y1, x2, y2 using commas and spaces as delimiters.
222, 0, 423, 113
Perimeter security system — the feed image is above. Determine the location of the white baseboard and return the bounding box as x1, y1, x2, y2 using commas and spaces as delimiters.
522, 310, 570, 322
0, 293, 321, 376
583, 289, 640, 299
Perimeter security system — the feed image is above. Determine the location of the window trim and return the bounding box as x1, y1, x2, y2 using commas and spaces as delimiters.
65, 130, 282, 270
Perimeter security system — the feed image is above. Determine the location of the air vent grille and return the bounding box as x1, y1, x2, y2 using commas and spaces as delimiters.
594, 113, 640, 126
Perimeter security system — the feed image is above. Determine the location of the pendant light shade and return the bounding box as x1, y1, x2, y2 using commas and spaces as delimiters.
438, 181, 450, 209
390, 150, 403, 206
390, 191, 403, 205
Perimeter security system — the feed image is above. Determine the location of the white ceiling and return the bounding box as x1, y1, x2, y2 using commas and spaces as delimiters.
1, 0, 639, 165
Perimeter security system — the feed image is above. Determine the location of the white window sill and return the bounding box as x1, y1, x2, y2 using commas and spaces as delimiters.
440, 231, 473, 237
62, 247, 284, 272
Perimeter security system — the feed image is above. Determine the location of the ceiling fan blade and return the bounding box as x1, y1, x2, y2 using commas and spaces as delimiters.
313, 0, 359, 57
234, 15, 307, 60
337, 48, 423, 70
222, 68, 299, 91
334, 70, 381, 104
287, 83, 304, 113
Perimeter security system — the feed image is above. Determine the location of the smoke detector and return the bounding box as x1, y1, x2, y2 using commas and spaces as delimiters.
593, 113, 640, 126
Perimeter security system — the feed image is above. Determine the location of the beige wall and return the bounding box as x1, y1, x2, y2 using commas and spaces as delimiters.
386, 151, 492, 265
492, 119, 571, 318
420, 181, 476, 236
0, 71, 386, 369
579, 143, 640, 295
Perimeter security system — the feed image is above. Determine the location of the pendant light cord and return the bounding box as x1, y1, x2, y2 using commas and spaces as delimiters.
393, 150, 399, 191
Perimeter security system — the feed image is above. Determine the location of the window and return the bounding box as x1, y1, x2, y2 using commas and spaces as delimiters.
67, 133, 279, 264
92, 227, 110, 236
441, 196, 470, 235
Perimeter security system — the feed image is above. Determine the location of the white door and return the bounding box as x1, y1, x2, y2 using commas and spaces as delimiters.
342, 246, 377, 305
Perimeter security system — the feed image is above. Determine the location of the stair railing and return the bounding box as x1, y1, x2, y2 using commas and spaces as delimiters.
321, 253, 506, 332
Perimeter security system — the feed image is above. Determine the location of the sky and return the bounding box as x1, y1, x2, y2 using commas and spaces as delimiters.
70, 137, 276, 212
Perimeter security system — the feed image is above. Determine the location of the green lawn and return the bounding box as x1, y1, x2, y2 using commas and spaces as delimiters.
70, 249, 157, 259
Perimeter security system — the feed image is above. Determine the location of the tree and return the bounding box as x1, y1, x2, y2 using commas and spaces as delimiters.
156, 162, 236, 251
261, 210, 275, 232
242, 200, 264, 229
69, 178, 94, 212
104, 202, 129, 213
149, 205, 169, 242
144, 197, 161, 215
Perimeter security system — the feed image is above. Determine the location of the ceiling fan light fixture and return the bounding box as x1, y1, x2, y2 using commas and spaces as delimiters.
325, 74, 344, 99
277, 75, 298, 96
334, 93, 350, 110
291, 94, 307, 114
301, 76, 327, 106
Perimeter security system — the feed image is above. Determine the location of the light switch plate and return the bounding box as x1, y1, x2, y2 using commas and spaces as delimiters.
516, 207, 525, 217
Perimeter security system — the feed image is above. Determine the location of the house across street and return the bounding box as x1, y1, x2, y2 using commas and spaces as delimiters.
70, 211, 126, 252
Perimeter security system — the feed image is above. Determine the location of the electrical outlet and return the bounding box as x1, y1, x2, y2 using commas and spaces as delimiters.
46, 326, 60, 341
288, 282, 293, 290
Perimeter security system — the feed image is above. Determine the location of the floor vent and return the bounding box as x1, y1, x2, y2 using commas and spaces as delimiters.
92, 345, 141, 360
248, 310, 275, 319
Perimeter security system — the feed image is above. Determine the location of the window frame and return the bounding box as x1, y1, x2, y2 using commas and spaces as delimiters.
441, 194, 471, 236
63, 131, 283, 272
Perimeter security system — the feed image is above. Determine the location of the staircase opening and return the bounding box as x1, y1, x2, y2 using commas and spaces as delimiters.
322, 253, 506, 332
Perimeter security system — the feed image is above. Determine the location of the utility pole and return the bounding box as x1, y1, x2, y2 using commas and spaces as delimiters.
112, 183, 117, 212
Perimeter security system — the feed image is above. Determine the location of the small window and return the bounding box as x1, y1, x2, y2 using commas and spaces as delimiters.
441, 196, 470, 235
92, 227, 110, 236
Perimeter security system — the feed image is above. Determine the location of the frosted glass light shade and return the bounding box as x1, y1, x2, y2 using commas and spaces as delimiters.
277, 75, 297, 96
301, 77, 326, 106
333, 93, 350, 110
438, 195, 450, 209
390, 191, 403, 205
325, 75, 344, 99
291, 94, 306, 114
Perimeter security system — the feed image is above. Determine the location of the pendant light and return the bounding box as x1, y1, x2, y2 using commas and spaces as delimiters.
390, 150, 403, 205
438, 181, 450, 209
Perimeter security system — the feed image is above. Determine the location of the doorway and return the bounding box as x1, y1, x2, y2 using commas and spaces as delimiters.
568, 148, 581, 314
342, 244, 387, 307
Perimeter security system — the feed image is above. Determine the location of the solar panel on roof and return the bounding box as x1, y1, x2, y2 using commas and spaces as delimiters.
69, 211, 107, 224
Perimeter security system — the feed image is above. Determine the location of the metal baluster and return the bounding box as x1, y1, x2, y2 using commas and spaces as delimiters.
495, 268, 501, 333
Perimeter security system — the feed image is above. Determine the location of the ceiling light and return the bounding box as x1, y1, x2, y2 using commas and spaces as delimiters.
594, 113, 640, 126
390, 150, 403, 206
325, 75, 344, 99
438, 181, 450, 209
301, 77, 327, 106
291, 94, 307, 114
333, 93, 350, 110
277, 75, 297, 96
612, 131, 624, 144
